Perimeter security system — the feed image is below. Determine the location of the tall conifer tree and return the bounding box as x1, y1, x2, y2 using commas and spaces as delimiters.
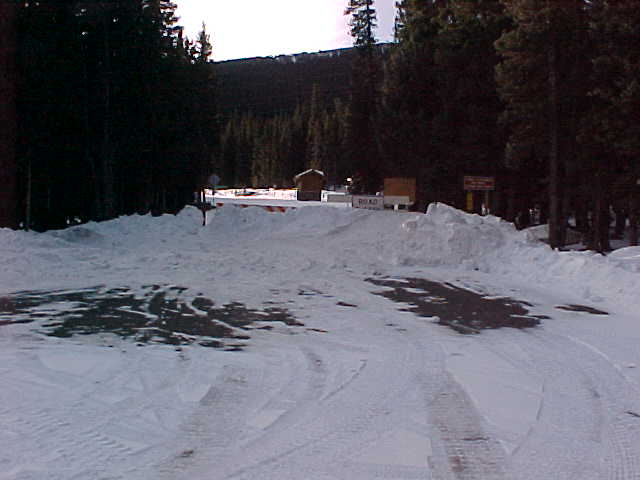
344, 0, 381, 194
496, 0, 589, 248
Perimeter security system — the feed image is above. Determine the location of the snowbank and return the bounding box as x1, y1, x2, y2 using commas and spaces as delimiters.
1, 202, 638, 313
391, 203, 640, 311
2, 200, 640, 479
199, 201, 640, 312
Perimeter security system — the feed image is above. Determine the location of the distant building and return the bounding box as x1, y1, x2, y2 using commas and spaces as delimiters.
384, 178, 416, 204
0, 1, 18, 228
294, 169, 325, 201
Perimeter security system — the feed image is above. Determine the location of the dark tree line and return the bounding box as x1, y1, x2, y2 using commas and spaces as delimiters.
217, 93, 350, 189
386, 0, 640, 249
494, 0, 640, 249
216, 0, 640, 249
0, 1, 18, 229
214, 48, 357, 119
4, 0, 639, 249
13, 0, 217, 231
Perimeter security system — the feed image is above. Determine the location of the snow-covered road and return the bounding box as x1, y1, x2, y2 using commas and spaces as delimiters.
2, 203, 640, 479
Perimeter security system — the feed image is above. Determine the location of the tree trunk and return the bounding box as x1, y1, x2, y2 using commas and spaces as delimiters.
100, 14, 115, 220
629, 194, 639, 247
81, 40, 99, 222
0, 2, 18, 228
613, 208, 626, 239
589, 168, 612, 252
25, 155, 32, 231
506, 188, 516, 224
574, 194, 589, 235
548, 38, 563, 249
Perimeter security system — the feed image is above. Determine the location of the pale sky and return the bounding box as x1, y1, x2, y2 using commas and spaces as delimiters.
175, 0, 396, 61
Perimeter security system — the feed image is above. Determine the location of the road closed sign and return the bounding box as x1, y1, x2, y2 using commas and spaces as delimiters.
352, 195, 384, 210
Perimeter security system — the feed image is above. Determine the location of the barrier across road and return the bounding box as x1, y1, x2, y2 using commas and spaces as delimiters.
215, 203, 295, 213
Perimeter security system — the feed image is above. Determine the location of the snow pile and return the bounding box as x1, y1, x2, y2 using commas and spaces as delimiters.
3, 200, 640, 479
205, 204, 363, 241
68, 207, 203, 250
390, 203, 522, 269
608, 246, 640, 267
1, 201, 639, 312
1, 227, 82, 289
381, 203, 640, 312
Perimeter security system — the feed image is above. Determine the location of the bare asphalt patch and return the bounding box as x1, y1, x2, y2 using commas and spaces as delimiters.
367, 277, 546, 334
0, 285, 301, 350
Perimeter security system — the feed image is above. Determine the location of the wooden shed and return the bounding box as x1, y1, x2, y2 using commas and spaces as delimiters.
294, 169, 325, 201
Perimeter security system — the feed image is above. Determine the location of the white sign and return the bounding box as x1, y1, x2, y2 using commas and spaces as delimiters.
352, 195, 384, 210
383, 196, 411, 206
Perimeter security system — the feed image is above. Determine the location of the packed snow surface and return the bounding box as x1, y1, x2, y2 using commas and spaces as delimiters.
2, 202, 640, 479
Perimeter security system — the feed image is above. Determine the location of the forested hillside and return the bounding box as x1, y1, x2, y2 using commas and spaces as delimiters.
5, 0, 217, 231
213, 44, 389, 190
214, 0, 640, 251
215, 48, 357, 118
1, 0, 638, 251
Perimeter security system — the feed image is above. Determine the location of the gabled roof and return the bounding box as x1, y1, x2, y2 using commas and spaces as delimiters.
293, 169, 325, 182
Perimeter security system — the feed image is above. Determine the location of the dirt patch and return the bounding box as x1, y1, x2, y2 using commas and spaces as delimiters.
555, 304, 609, 315
336, 301, 357, 308
0, 285, 301, 349
367, 277, 544, 334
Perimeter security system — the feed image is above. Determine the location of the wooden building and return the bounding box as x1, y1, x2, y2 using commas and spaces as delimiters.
294, 169, 325, 201
384, 178, 416, 203
0, 1, 18, 228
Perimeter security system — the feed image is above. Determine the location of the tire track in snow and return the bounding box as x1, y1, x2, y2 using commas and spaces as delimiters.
427, 379, 509, 480
407, 332, 509, 480
213, 314, 437, 480
495, 330, 640, 480
221, 305, 511, 480
2, 394, 155, 480
151, 335, 335, 479
153, 364, 260, 479
0, 345, 169, 480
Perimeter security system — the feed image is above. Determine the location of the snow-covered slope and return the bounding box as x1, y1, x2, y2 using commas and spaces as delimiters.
2, 203, 640, 480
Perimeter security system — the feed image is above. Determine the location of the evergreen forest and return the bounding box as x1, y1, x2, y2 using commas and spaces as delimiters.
2, 0, 640, 251
6, 0, 217, 231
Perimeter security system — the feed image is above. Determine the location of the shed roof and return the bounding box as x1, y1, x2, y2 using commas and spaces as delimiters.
293, 169, 325, 182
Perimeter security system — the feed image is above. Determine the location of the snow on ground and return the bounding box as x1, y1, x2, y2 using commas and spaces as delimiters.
1, 199, 640, 479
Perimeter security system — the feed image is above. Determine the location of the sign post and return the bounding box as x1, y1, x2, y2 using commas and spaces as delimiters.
466, 192, 474, 212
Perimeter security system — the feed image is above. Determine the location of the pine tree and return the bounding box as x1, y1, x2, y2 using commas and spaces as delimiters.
345, 0, 377, 50
306, 85, 325, 171
428, 0, 510, 211
496, 1, 590, 248
288, 104, 309, 182
0, 1, 19, 228
580, 0, 640, 248
379, 0, 445, 208
219, 118, 238, 186
16, 0, 219, 225
344, 0, 382, 194
194, 22, 212, 63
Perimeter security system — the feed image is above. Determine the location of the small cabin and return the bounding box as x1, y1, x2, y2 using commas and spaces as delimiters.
293, 169, 325, 201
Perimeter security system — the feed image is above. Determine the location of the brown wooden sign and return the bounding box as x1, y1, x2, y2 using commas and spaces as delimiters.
463, 176, 495, 191
384, 177, 416, 203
